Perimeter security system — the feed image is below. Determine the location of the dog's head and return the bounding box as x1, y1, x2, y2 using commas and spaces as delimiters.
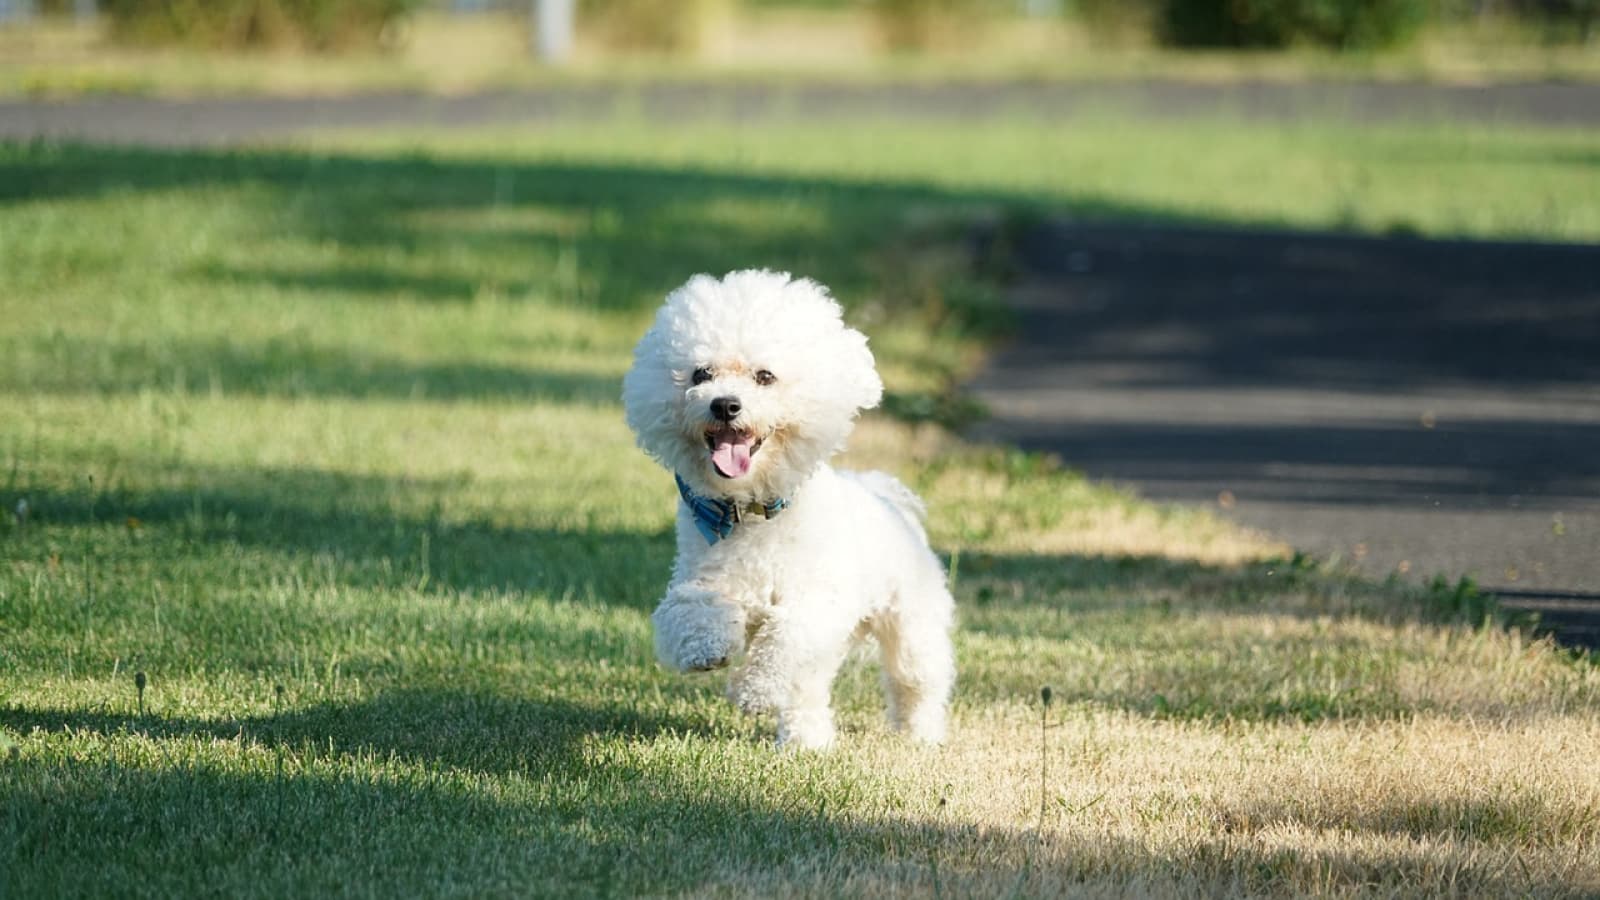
622, 270, 883, 503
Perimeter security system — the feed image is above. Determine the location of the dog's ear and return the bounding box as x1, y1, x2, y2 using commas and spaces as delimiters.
774, 274, 884, 415
622, 296, 694, 466
839, 324, 884, 413
621, 323, 667, 448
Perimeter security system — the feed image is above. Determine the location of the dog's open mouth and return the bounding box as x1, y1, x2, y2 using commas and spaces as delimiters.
705, 426, 764, 479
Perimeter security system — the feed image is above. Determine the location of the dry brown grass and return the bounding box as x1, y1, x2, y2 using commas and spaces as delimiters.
706, 706, 1600, 897
822, 416, 1600, 896
835, 417, 1599, 896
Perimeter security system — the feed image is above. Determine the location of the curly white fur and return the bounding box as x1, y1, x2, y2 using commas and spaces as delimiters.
623, 270, 956, 749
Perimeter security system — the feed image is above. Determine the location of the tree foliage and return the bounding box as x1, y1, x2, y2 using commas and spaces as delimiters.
1155, 0, 1430, 49
101, 0, 423, 50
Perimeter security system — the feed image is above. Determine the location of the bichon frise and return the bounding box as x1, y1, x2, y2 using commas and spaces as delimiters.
622, 270, 956, 749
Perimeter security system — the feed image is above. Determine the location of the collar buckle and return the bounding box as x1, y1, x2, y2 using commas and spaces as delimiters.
675, 474, 788, 545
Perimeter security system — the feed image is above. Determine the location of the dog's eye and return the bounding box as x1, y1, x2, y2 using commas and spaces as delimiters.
691, 367, 713, 385
754, 369, 776, 386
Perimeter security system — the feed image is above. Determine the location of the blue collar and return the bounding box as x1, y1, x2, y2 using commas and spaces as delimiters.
675, 474, 788, 545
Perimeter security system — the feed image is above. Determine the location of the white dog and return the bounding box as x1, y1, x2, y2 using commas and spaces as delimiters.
622, 270, 956, 749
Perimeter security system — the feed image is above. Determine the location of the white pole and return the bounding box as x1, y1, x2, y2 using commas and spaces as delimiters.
533, 0, 574, 63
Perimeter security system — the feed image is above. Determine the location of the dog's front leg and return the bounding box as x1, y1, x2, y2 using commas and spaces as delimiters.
651, 584, 746, 673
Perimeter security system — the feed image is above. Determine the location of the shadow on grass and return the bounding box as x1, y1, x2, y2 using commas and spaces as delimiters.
0, 687, 751, 896
11, 461, 1555, 727
1225, 792, 1599, 848
194, 260, 521, 305
7, 135, 1598, 397
3, 464, 674, 607
9, 332, 624, 403
959, 549, 1500, 630
6, 459, 1493, 627
0, 688, 698, 778
946, 549, 1558, 721
8, 141, 1596, 408
0, 143, 992, 314
0, 142, 1029, 409
1, 697, 1582, 896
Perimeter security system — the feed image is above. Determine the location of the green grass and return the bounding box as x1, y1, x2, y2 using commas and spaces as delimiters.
3, 112, 1600, 896
336, 115, 1600, 241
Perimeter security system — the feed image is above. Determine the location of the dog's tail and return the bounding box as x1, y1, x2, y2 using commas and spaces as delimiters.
853, 470, 929, 541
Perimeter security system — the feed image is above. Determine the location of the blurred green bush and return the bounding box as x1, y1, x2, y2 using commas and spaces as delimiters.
101, 0, 423, 50
1078, 0, 1599, 48
1156, 0, 1430, 49
1486, 0, 1599, 42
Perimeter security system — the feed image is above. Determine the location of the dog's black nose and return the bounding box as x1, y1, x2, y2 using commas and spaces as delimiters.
710, 396, 741, 422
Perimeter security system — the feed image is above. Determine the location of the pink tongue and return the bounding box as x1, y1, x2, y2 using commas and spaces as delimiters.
711, 439, 752, 478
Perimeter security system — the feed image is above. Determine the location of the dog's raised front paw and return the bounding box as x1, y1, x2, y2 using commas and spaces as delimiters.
664, 630, 736, 675
652, 594, 743, 674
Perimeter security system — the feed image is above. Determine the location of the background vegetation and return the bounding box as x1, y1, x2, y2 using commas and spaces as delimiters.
4, 0, 1598, 97
41, 0, 1600, 52
100, 0, 425, 50
1152, 0, 1431, 49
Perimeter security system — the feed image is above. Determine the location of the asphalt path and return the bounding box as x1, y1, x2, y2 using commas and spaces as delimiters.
4, 79, 1600, 145
969, 223, 1600, 648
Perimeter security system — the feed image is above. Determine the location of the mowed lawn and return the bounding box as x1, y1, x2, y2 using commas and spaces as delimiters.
3, 113, 1599, 897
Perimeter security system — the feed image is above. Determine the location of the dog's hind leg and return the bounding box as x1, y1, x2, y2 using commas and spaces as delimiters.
730, 605, 853, 750
775, 665, 843, 750
872, 597, 955, 744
